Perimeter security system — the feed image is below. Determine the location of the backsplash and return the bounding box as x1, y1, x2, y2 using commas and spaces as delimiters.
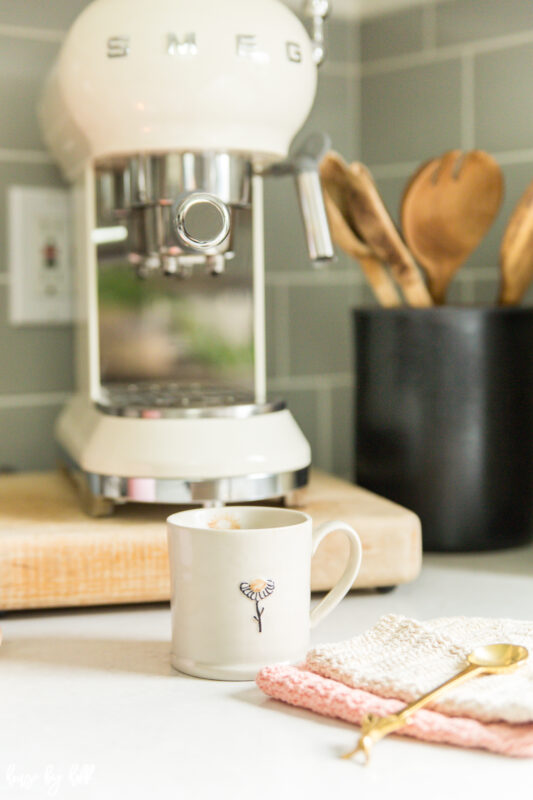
2, 0, 533, 479
360, 0, 533, 308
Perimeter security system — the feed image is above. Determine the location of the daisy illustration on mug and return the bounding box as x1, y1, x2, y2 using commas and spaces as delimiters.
240, 578, 275, 632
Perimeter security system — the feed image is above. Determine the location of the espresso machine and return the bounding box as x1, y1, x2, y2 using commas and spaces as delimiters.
39, 0, 334, 515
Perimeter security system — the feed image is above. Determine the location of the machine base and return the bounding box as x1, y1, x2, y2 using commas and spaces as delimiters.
61, 453, 309, 517
55, 395, 311, 515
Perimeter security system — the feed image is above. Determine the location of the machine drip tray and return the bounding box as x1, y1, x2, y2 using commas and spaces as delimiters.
96, 383, 285, 419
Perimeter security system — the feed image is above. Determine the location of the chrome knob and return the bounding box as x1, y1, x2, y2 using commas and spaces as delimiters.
172, 192, 231, 253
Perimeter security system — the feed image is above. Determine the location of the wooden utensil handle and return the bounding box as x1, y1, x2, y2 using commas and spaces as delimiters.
359, 256, 402, 308
321, 174, 402, 308
347, 163, 433, 308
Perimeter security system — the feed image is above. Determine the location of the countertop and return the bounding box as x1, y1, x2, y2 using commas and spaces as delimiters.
1, 545, 532, 799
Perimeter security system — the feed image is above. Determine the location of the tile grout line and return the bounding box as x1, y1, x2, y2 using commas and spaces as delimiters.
361, 27, 533, 77
460, 52, 475, 150
0, 391, 70, 410
266, 270, 364, 287
0, 23, 65, 42
368, 160, 424, 179
276, 285, 291, 378
0, 148, 54, 165
351, 24, 362, 160
268, 373, 352, 392
321, 60, 360, 79
490, 147, 533, 165
368, 147, 533, 180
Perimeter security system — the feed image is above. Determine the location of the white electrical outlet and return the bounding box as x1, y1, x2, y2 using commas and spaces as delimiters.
8, 186, 74, 325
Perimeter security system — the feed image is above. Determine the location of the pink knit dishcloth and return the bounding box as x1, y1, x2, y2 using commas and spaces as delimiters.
256, 664, 533, 757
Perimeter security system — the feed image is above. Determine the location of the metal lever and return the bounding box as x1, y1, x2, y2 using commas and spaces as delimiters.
303, 0, 331, 66
271, 132, 335, 266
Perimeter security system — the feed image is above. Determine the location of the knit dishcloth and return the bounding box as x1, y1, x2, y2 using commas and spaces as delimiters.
256, 664, 533, 757
306, 614, 533, 724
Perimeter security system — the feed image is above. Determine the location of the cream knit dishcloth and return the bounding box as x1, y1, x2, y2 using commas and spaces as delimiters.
306, 614, 533, 724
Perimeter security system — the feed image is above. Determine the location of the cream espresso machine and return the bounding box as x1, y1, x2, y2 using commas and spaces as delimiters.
39, 0, 334, 515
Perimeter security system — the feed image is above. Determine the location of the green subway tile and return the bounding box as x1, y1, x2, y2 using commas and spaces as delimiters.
0, 403, 62, 471
328, 16, 360, 64
475, 43, 533, 154
0, 288, 74, 394
470, 276, 499, 306
0, 160, 65, 272
374, 173, 412, 227
362, 59, 462, 165
352, 280, 381, 308
0, 36, 60, 150
288, 283, 357, 375
436, 0, 533, 47
361, 7, 424, 63
301, 73, 358, 162
265, 285, 285, 380
264, 175, 310, 273
465, 161, 533, 269
0, 1, 90, 29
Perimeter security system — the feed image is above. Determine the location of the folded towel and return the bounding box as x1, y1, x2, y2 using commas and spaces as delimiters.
307, 614, 533, 724
256, 664, 533, 757
256, 614, 533, 757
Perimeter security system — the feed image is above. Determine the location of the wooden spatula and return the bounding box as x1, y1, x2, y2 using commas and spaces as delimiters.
320, 160, 402, 307
401, 150, 504, 304
321, 152, 432, 307
499, 179, 533, 305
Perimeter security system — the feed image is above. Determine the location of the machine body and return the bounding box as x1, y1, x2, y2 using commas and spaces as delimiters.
39, 0, 333, 514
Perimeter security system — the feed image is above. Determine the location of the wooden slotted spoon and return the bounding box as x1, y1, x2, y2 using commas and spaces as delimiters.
401, 150, 504, 304
500, 178, 533, 305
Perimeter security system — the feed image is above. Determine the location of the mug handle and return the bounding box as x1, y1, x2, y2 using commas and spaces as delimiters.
309, 521, 363, 629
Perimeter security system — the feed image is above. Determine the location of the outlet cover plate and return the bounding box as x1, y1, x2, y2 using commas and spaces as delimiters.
8, 185, 74, 325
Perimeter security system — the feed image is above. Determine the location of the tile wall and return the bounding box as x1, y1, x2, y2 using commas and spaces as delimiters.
360, 0, 533, 309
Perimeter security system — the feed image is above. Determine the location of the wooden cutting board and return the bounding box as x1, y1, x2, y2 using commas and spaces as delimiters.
0, 470, 422, 611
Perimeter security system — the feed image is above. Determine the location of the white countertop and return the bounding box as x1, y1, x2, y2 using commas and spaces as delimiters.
1, 546, 532, 800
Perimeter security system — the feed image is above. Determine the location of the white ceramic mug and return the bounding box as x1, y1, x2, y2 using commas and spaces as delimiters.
167, 506, 363, 680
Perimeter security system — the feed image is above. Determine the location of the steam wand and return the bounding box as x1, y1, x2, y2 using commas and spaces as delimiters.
269, 132, 335, 266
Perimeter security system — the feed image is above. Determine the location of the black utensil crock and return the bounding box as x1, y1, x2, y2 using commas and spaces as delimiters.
353, 307, 533, 552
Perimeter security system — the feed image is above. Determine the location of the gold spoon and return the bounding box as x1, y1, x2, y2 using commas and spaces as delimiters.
342, 643, 528, 765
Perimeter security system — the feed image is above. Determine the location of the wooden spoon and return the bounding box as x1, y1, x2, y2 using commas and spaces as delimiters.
321, 152, 432, 307
401, 150, 504, 304
500, 179, 533, 305
320, 160, 402, 307
346, 161, 432, 307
